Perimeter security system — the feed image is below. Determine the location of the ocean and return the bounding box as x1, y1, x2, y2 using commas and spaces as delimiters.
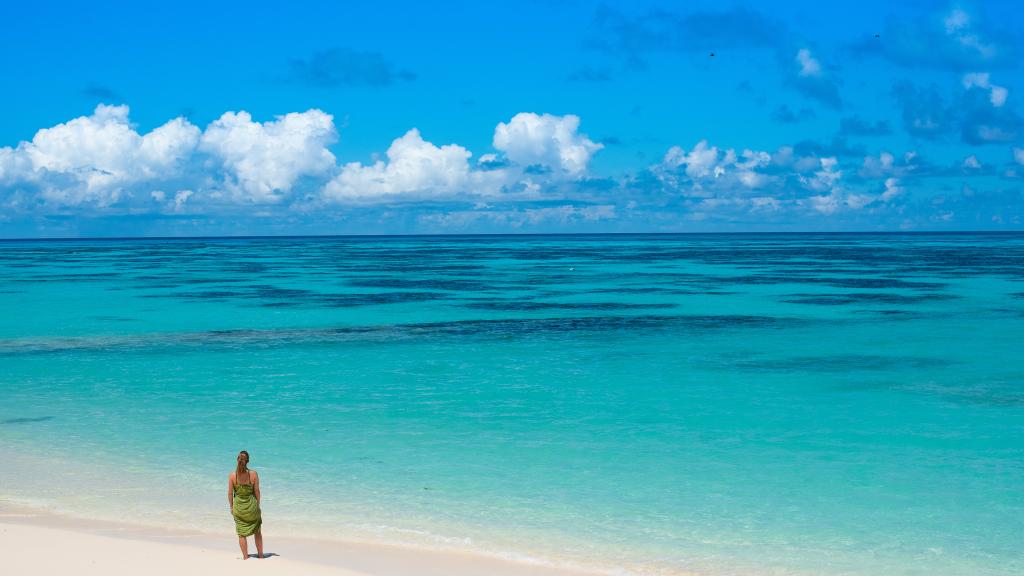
1, 233, 1022, 575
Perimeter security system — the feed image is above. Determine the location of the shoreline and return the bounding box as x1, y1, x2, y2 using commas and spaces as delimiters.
0, 501, 622, 576
0, 442, 692, 576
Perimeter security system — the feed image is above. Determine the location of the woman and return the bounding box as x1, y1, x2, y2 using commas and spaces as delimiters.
228, 450, 263, 559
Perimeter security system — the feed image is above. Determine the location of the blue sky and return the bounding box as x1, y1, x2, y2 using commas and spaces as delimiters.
1, 0, 1022, 237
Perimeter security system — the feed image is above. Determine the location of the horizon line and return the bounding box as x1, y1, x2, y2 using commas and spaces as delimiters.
3, 230, 1024, 242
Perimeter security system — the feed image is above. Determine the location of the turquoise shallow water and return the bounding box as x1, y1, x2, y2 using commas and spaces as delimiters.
1, 233, 1022, 575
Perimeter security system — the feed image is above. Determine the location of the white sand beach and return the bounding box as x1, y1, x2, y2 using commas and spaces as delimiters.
1, 508, 606, 576
3, 522, 367, 576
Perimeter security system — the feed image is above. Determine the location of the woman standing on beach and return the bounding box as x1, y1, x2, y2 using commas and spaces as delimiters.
228, 450, 263, 559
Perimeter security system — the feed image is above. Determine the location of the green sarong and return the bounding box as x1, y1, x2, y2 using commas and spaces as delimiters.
232, 482, 262, 537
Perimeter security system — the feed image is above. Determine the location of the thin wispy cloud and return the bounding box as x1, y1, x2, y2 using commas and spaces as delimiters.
287, 48, 417, 87
82, 84, 123, 102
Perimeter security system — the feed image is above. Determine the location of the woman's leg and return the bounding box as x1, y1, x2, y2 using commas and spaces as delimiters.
255, 530, 264, 558
238, 535, 249, 559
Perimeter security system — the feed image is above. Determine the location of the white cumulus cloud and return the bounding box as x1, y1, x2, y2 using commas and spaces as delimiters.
199, 109, 337, 203
3, 106, 617, 216
323, 112, 604, 203
802, 158, 846, 214
663, 140, 721, 179
323, 128, 480, 202
0, 146, 29, 183
492, 112, 602, 176
0, 104, 199, 206
661, 141, 773, 192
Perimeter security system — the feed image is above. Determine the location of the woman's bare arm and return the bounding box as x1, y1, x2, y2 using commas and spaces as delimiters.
253, 470, 261, 503
227, 473, 234, 511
